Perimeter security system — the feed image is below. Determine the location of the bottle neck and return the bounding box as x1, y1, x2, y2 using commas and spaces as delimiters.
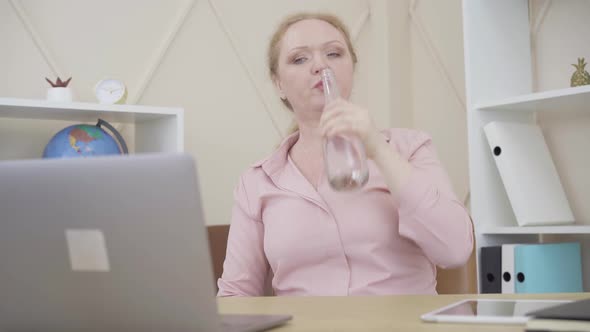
321, 68, 340, 103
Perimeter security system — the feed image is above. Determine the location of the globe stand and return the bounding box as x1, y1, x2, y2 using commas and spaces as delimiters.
97, 119, 128, 154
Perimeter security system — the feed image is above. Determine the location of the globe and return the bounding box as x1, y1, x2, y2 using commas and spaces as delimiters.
43, 124, 122, 158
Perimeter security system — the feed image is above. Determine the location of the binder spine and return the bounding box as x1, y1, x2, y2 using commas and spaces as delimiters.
480, 246, 502, 294
501, 244, 515, 294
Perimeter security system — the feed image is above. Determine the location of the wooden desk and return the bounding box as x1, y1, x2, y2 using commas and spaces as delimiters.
218, 293, 590, 331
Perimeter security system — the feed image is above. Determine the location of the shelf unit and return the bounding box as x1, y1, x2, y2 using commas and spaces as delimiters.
463, 0, 590, 293
476, 85, 590, 113
482, 225, 590, 235
0, 97, 184, 158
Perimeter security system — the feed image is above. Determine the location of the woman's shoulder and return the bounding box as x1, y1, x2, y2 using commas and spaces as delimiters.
243, 131, 298, 176
382, 127, 434, 157
232, 152, 282, 218
238, 160, 268, 184
236, 152, 278, 188
231, 162, 269, 218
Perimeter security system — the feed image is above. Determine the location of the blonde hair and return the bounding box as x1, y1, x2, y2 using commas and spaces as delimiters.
267, 12, 358, 135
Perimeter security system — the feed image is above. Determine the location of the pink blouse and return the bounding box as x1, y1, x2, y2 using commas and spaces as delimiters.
217, 128, 473, 296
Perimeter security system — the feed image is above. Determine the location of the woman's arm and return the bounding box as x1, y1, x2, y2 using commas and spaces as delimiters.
375, 130, 473, 268
217, 176, 270, 296
320, 100, 473, 268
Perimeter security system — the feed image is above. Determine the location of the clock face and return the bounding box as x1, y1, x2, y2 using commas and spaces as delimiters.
95, 79, 127, 104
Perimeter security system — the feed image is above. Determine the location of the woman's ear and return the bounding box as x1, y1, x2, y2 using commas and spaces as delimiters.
272, 74, 286, 100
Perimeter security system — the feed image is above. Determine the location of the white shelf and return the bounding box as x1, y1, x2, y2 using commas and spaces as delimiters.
475, 85, 590, 113
0, 97, 184, 154
482, 225, 590, 235
0, 97, 182, 123
463, 0, 590, 293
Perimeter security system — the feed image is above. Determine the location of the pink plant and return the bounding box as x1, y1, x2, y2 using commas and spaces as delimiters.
45, 77, 72, 88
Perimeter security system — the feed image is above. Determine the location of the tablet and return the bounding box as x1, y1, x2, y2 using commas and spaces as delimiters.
421, 299, 571, 324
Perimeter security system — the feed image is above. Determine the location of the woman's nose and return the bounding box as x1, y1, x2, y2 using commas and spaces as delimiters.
311, 56, 328, 74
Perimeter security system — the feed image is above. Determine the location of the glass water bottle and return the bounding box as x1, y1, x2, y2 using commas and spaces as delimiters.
321, 68, 369, 191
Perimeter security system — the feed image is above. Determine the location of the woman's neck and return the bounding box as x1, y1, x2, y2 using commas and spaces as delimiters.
289, 119, 325, 189
293, 118, 324, 154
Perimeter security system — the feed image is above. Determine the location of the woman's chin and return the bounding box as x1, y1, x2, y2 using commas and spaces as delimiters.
292, 100, 324, 114
310, 106, 324, 114
309, 100, 326, 113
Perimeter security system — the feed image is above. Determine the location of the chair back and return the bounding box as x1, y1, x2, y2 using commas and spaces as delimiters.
207, 225, 230, 291
435, 246, 477, 294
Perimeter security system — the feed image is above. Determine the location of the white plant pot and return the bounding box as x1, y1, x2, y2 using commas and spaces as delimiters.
46, 87, 73, 102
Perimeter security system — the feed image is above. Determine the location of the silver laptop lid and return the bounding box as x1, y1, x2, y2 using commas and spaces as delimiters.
0, 153, 220, 332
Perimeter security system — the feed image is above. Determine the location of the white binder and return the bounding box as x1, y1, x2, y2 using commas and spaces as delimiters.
483, 121, 574, 226
501, 244, 515, 294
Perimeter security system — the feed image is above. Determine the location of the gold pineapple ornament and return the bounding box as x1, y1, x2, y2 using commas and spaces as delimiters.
571, 57, 590, 87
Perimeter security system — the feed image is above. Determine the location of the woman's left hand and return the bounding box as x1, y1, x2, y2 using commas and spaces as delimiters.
319, 98, 385, 159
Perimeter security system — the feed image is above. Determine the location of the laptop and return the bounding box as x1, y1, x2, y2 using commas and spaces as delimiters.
0, 153, 291, 332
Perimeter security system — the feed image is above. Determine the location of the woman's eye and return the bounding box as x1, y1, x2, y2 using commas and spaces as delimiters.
327, 52, 341, 58
293, 57, 307, 64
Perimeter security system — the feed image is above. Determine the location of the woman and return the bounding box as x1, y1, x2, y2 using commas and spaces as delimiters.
217, 12, 473, 297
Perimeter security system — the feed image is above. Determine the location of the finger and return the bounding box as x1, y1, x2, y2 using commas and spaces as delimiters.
325, 122, 359, 139
321, 100, 355, 125
322, 114, 358, 137
321, 110, 352, 130
320, 104, 346, 128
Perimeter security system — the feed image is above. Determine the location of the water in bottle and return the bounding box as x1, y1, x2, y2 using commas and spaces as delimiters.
321, 68, 369, 191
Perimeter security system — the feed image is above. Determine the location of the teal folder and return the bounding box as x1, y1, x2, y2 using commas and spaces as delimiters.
514, 242, 583, 293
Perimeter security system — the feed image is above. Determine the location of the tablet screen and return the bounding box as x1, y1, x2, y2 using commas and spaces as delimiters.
422, 299, 572, 324
436, 300, 564, 316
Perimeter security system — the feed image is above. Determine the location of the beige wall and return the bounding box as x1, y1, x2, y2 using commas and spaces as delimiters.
409, 0, 469, 204
531, 0, 590, 224
0, 0, 408, 226
2, 0, 588, 225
